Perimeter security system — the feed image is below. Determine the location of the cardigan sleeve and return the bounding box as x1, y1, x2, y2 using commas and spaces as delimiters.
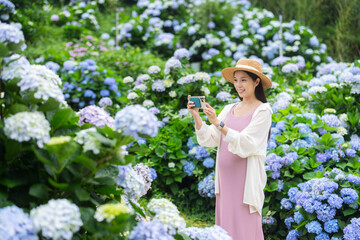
195, 105, 230, 148
223, 108, 272, 158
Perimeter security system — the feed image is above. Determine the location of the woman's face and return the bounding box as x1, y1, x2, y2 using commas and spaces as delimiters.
233, 71, 260, 98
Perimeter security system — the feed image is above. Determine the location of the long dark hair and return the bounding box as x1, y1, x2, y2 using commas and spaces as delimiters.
234, 70, 271, 142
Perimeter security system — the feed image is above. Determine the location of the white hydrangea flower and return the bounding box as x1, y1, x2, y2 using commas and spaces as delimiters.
164, 79, 174, 88
337, 127, 348, 136
201, 86, 210, 96
153, 211, 186, 234
143, 100, 154, 107
169, 91, 177, 98
4, 111, 50, 148
147, 65, 161, 74
123, 76, 134, 83
74, 128, 101, 154
339, 113, 348, 122
134, 84, 147, 92
147, 198, 179, 215
127, 92, 139, 99
94, 203, 133, 223
30, 199, 83, 240
324, 108, 336, 114
194, 72, 210, 83
1, 54, 30, 81
168, 162, 175, 168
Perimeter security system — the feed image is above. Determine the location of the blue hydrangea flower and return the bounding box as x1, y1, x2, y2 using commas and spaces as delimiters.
0, 22, 25, 46
99, 97, 113, 107
316, 204, 336, 222
164, 57, 181, 74
174, 48, 190, 59
294, 212, 304, 224
150, 168, 157, 180
324, 219, 339, 233
281, 198, 293, 210
100, 89, 110, 97
282, 63, 299, 73
315, 232, 330, 240
344, 217, 360, 240
129, 221, 174, 240
117, 164, 146, 199
345, 149, 356, 157
216, 91, 231, 102
262, 216, 275, 225
340, 188, 359, 204
321, 114, 341, 127
181, 225, 232, 240
114, 105, 159, 139
183, 161, 196, 176
152, 80, 166, 92
0, 206, 38, 240
285, 217, 294, 229
198, 172, 215, 198
30, 199, 83, 240
195, 146, 210, 159
327, 194, 343, 209
346, 174, 360, 184
203, 157, 215, 168
286, 229, 299, 240
305, 220, 322, 234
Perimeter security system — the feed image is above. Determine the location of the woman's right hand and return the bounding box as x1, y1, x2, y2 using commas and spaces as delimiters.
187, 95, 199, 116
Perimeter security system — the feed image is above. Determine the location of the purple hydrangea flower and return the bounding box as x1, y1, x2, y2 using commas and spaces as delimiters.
216, 91, 231, 102
174, 48, 190, 59
78, 105, 114, 128
129, 221, 173, 240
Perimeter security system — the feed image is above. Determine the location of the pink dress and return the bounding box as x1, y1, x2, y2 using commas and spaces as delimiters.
215, 104, 264, 240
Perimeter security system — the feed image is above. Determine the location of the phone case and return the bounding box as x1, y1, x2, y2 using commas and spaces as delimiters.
190, 97, 201, 108
190, 96, 206, 109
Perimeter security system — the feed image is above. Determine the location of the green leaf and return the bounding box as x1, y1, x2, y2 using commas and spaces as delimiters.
0, 176, 27, 188
75, 187, 90, 201
96, 185, 123, 195
48, 178, 69, 189
95, 165, 119, 179
129, 199, 146, 218
29, 184, 48, 199
155, 146, 165, 157
174, 176, 182, 182
73, 155, 97, 171
338, 219, 347, 230
0, 42, 9, 57
343, 208, 357, 216
173, 233, 192, 240
7, 104, 29, 115
50, 108, 75, 131
170, 183, 179, 195
80, 207, 96, 233
303, 172, 316, 180
176, 150, 187, 159
88, 131, 116, 147
166, 177, 174, 185
37, 97, 60, 112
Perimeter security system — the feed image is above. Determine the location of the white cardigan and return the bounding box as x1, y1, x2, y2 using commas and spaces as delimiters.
195, 102, 273, 216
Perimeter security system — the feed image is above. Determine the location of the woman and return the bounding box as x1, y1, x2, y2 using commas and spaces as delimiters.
187, 59, 273, 240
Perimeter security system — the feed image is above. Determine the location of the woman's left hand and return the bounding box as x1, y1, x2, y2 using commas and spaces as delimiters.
203, 103, 220, 126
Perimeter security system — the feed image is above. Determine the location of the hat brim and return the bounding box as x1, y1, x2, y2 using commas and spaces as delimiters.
221, 65, 272, 89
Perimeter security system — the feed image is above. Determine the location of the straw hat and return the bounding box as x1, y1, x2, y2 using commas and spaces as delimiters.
221, 59, 272, 89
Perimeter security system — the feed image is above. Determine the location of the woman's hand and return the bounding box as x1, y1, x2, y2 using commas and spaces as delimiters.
187, 95, 199, 116
203, 103, 220, 126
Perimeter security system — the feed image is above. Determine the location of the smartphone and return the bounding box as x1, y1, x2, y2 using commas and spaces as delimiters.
189, 96, 206, 109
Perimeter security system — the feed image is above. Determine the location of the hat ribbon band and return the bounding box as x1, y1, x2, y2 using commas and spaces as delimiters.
235, 64, 261, 73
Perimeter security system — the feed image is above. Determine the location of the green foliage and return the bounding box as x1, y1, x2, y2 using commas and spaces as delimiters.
249, 0, 360, 62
